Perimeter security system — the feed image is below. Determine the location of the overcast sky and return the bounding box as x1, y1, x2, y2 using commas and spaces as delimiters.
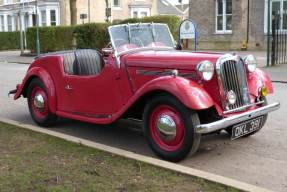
167, 0, 189, 5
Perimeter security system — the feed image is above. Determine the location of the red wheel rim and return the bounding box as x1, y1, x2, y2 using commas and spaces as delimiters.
149, 105, 185, 151
30, 86, 48, 120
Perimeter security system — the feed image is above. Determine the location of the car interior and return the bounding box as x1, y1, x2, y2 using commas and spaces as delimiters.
61, 49, 104, 76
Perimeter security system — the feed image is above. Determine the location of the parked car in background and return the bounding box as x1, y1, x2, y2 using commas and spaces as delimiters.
10, 23, 280, 162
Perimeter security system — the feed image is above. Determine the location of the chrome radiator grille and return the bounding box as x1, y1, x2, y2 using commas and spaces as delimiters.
217, 56, 251, 112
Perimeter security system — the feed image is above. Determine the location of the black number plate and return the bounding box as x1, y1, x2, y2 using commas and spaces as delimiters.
231, 116, 264, 140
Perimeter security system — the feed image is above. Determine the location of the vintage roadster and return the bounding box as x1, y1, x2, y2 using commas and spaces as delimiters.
10, 23, 280, 162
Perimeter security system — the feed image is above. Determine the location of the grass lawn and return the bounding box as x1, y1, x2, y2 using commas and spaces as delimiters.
0, 122, 241, 192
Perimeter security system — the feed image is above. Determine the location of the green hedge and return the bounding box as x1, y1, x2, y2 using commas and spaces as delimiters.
26, 15, 181, 53
74, 23, 110, 49
27, 26, 74, 53
0, 32, 20, 50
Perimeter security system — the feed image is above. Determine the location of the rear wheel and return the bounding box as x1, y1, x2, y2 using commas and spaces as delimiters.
27, 78, 57, 127
143, 94, 201, 162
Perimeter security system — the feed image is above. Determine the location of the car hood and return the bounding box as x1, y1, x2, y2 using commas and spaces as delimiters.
123, 50, 224, 70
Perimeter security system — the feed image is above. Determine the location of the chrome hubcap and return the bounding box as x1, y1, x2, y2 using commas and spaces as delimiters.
34, 93, 45, 109
156, 115, 177, 141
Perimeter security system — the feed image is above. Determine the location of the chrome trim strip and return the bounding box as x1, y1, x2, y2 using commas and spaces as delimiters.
223, 101, 265, 114
196, 102, 280, 134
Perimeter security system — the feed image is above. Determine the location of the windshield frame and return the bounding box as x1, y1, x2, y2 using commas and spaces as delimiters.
108, 23, 176, 66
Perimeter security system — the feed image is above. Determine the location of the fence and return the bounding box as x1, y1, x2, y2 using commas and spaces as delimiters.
268, 13, 287, 66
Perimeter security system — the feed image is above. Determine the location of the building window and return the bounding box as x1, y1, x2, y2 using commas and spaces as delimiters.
3, 0, 13, 5
7, 15, 12, 31
113, 0, 121, 7
50, 10, 56, 26
0, 16, 4, 32
216, 0, 232, 33
131, 8, 150, 18
41, 10, 46, 26
133, 11, 138, 18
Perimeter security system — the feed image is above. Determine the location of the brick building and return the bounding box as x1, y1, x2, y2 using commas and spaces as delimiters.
189, 0, 277, 51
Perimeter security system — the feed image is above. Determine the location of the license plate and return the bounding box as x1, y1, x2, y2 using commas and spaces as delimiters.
231, 116, 264, 140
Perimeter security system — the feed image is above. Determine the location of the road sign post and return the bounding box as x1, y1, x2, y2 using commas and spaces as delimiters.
178, 19, 197, 51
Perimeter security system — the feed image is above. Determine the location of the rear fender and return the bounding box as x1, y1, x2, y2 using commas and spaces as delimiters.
248, 68, 273, 96
135, 76, 214, 110
14, 67, 57, 113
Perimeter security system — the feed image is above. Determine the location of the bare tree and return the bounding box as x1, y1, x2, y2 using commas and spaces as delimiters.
70, 0, 77, 25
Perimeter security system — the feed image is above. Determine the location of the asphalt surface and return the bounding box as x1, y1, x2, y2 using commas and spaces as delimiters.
0, 62, 287, 192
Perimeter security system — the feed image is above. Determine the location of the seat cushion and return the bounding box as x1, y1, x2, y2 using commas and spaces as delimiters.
75, 49, 103, 76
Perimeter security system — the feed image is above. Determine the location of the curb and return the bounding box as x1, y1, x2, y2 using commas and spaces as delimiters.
0, 117, 273, 192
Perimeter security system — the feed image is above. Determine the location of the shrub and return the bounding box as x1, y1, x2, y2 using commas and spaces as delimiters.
74, 23, 110, 49
26, 26, 74, 53
0, 32, 20, 50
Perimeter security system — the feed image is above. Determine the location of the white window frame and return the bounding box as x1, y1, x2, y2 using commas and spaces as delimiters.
0, 15, 3, 32
215, 0, 232, 34
7, 15, 12, 31
112, 0, 122, 10
130, 7, 150, 18
40, 10, 47, 27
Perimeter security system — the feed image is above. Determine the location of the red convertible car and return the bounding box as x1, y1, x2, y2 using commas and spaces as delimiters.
10, 23, 280, 162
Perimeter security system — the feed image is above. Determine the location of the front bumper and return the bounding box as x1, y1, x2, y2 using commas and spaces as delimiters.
196, 102, 280, 134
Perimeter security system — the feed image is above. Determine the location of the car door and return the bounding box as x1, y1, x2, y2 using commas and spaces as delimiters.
59, 50, 123, 116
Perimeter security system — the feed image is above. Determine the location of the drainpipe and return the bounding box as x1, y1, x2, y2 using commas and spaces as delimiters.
241, 0, 250, 51
246, 0, 250, 45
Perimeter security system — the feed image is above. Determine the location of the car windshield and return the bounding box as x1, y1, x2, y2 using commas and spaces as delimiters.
108, 23, 175, 54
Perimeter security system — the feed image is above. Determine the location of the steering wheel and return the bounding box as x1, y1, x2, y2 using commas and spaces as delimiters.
131, 37, 144, 47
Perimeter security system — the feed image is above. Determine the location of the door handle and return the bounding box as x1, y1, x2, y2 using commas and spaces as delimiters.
65, 85, 73, 90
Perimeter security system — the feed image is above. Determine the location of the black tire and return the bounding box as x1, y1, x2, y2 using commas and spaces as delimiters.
226, 99, 268, 137
143, 94, 201, 162
27, 78, 57, 127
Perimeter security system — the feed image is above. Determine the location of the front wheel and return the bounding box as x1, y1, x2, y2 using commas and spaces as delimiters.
143, 94, 201, 162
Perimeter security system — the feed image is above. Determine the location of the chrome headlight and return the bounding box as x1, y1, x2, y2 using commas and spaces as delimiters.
197, 60, 214, 81
244, 55, 257, 72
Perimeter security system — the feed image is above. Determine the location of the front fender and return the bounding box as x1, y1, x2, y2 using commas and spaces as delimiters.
14, 67, 57, 113
135, 76, 214, 110
248, 68, 273, 96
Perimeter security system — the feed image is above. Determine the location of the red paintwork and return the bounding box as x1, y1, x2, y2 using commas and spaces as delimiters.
248, 68, 274, 95
13, 49, 274, 125
149, 105, 185, 151
14, 61, 58, 113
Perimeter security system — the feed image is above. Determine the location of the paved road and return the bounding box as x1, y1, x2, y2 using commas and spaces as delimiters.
0, 62, 287, 192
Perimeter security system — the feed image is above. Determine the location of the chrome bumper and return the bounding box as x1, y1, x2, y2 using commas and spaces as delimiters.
196, 102, 280, 134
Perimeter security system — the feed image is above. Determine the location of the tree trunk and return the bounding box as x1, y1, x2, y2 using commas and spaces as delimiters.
70, 0, 77, 25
